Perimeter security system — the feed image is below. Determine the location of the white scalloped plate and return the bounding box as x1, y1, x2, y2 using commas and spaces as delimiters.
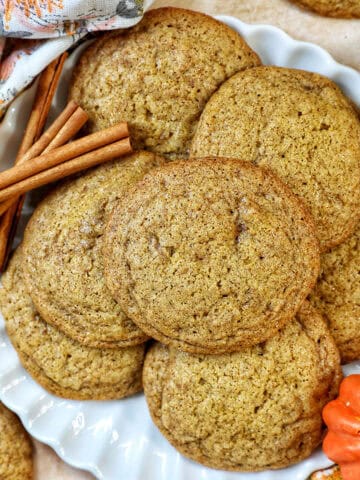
0, 16, 360, 480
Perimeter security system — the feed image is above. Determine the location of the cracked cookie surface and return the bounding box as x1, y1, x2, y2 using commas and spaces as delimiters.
0, 402, 33, 479
69, 7, 261, 159
291, 0, 360, 18
310, 222, 360, 363
143, 302, 342, 471
0, 248, 145, 400
190, 67, 360, 252
104, 158, 320, 353
22, 151, 164, 349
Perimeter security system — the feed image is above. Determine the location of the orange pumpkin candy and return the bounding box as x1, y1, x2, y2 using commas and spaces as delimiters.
323, 374, 360, 480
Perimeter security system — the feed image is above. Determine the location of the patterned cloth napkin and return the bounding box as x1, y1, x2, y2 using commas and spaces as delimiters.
0, 0, 152, 117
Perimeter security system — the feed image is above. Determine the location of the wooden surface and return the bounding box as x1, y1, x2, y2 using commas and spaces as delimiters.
29, 0, 359, 478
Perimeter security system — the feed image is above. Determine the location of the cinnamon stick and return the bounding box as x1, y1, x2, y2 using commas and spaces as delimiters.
15, 100, 79, 167
16, 54, 68, 159
0, 102, 88, 215
0, 122, 128, 190
36, 53, 68, 139
0, 138, 132, 203
0, 53, 68, 270
0, 199, 17, 216
43, 106, 88, 152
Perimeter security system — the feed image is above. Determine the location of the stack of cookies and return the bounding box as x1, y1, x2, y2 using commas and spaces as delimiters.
103, 157, 343, 471
0, 152, 164, 400
1, 6, 359, 473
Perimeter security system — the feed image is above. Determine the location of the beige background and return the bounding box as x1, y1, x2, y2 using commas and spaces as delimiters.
29, 0, 359, 478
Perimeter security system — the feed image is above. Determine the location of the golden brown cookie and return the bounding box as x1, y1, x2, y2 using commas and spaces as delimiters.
104, 158, 320, 354
291, 0, 360, 18
190, 67, 360, 252
0, 402, 33, 479
143, 302, 342, 472
69, 7, 261, 159
310, 222, 360, 363
22, 152, 164, 349
310, 466, 342, 480
0, 248, 145, 400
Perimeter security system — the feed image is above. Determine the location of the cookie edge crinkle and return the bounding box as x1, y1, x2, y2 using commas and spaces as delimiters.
0, 248, 146, 401
104, 158, 320, 354
190, 66, 360, 252
68, 7, 261, 159
143, 302, 342, 471
21, 152, 165, 350
291, 0, 360, 18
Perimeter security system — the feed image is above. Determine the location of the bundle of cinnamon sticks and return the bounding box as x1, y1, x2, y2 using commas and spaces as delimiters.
0, 53, 132, 270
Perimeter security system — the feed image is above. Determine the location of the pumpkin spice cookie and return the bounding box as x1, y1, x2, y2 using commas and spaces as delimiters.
143, 302, 342, 471
69, 7, 261, 159
291, 0, 360, 18
22, 151, 164, 349
104, 158, 320, 354
0, 402, 33, 480
310, 222, 360, 363
190, 67, 360, 252
0, 248, 145, 400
